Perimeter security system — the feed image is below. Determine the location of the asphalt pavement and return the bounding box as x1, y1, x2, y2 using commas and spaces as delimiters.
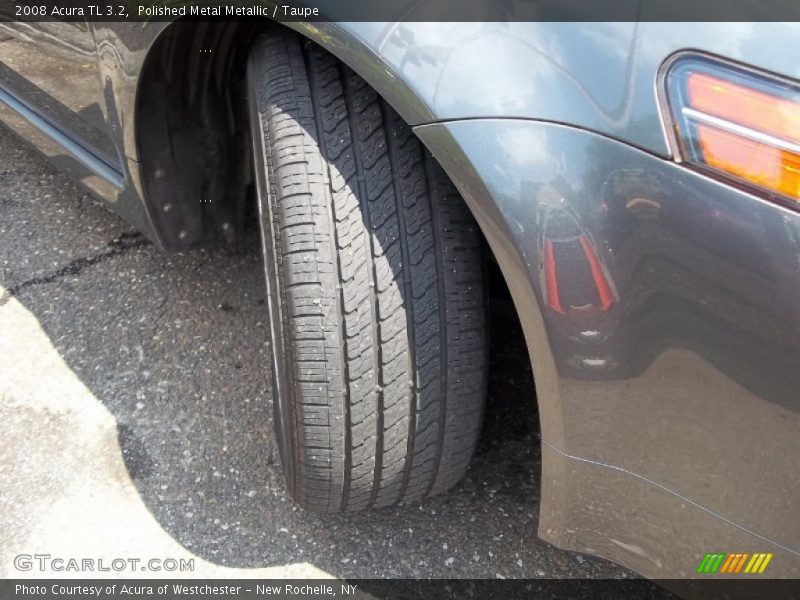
0, 124, 634, 580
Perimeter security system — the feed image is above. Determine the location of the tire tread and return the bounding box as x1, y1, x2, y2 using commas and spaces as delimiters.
249, 30, 487, 511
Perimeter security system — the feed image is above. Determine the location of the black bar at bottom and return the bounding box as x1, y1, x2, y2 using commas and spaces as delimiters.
2, 579, 799, 600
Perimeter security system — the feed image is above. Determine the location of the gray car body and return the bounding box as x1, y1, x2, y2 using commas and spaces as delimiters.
1, 20, 799, 578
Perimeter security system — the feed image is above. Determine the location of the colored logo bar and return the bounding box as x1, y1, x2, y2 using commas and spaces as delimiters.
696, 552, 773, 574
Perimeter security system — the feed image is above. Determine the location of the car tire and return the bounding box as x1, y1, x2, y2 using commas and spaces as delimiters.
247, 30, 488, 512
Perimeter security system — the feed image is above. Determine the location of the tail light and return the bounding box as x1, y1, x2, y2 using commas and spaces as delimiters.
660, 53, 800, 209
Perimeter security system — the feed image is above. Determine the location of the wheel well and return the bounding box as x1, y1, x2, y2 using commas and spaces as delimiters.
135, 20, 265, 250
136, 19, 435, 251
135, 19, 523, 320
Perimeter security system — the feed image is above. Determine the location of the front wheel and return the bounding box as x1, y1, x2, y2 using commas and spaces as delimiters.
247, 29, 488, 512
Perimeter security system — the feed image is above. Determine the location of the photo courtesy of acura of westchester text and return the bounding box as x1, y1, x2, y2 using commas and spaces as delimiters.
1, 0, 799, 597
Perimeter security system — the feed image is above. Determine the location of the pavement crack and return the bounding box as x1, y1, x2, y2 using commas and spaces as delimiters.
0, 233, 150, 305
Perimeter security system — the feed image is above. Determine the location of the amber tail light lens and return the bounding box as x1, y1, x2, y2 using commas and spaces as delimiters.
661, 54, 800, 208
